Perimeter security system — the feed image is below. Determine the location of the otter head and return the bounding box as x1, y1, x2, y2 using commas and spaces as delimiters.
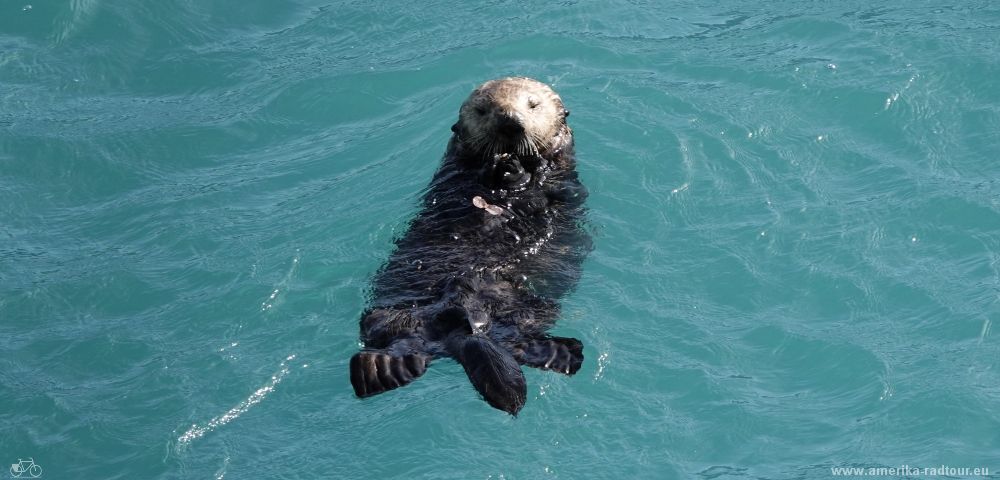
452, 77, 571, 159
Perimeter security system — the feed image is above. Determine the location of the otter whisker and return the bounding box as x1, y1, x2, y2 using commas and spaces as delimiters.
521, 135, 536, 156
488, 138, 498, 159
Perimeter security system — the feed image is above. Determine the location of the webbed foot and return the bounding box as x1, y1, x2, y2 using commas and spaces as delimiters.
512, 336, 583, 375
350, 350, 430, 398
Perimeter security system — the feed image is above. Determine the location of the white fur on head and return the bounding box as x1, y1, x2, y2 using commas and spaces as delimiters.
455, 77, 570, 158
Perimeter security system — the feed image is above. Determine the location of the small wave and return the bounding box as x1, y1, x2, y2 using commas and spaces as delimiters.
176, 354, 295, 446
53, 0, 101, 44
261, 252, 300, 312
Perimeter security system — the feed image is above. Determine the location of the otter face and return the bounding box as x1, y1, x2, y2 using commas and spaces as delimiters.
454, 77, 570, 158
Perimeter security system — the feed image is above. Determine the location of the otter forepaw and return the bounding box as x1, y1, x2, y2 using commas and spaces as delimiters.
350, 350, 430, 398
512, 336, 583, 375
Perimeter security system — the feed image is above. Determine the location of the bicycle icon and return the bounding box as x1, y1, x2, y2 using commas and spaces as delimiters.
9, 458, 42, 478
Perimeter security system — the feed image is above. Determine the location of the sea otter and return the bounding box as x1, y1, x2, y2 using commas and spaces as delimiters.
349, 77, 590, 415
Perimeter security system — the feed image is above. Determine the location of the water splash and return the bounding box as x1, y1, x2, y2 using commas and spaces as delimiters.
593, 352, 609, 381
213, 456, 230, 480
261, 252, 300, 312
885, 74, 918, 110
177, 355, 296, 446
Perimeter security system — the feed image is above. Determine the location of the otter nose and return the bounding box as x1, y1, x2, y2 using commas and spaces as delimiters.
496, 113, 524, 137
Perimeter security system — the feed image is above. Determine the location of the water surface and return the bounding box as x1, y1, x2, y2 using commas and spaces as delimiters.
2, 1, 999, 478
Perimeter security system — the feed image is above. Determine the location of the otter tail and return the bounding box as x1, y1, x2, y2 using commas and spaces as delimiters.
453, 334, 527, 416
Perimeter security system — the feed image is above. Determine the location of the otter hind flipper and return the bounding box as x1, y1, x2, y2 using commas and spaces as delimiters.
454, 335, 527, 416
513, 336, 583, 375
350, 349, 430, 398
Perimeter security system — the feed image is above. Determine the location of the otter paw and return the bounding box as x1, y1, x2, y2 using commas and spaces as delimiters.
350, 350, 429, 398
513, 337, 584, 375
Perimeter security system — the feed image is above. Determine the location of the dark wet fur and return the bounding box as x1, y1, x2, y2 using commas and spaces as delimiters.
350, 107, 590, 415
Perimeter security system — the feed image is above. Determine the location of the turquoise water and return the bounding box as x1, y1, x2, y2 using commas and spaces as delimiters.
3, 1, 1000, 478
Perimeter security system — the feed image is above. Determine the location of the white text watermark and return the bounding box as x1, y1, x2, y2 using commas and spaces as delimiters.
831, 465, 989, 477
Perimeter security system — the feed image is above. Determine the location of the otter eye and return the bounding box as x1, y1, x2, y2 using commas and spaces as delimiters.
474, 106, 488, 115
527, 96, 540, 109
